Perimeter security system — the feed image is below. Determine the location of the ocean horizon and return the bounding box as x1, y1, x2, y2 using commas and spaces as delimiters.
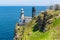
0, 6, 48, 40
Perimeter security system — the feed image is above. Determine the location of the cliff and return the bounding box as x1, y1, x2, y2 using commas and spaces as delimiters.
14, 10, 60, 40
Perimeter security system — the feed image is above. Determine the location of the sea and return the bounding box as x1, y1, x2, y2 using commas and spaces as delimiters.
0, 6, 48, 40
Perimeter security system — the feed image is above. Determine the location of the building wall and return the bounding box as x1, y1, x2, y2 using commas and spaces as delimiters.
25, 17, 32, 23
49, 4, 60, 10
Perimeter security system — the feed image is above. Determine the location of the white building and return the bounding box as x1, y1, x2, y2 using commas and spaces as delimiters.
25, 16, 32, 23
18, 8, 32, 25
49, 4, 60, 10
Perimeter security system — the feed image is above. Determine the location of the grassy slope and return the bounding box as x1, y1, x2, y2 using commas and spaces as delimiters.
16, 10, 60, 40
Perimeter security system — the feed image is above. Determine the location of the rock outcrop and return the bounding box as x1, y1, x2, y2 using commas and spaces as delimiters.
14, 5, 60, 40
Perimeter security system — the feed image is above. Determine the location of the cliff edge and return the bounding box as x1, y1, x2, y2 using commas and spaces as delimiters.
14, 10, 60, 40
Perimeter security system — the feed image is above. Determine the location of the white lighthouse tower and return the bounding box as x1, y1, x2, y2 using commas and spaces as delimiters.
18, 8, 25, 25
20, 8, 25, 24
20, 8, 25, 20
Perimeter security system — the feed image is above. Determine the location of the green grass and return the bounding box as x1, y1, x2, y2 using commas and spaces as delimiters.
15, 10, 60, 40
19, 18, 60, 40
53, 18, 60, 27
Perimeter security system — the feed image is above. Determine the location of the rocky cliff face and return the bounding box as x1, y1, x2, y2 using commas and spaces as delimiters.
14, 10, 60, 40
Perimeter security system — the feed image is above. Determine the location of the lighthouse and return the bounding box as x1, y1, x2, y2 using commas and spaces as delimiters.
20, 8, 24, 20
20, 8, 25, 25
18, 7, 36, 26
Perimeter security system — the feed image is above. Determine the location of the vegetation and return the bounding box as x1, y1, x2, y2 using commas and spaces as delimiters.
15, 10, 60, 40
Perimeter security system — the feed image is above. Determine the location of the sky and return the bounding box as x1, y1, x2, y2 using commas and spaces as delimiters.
0, 0, 60, 6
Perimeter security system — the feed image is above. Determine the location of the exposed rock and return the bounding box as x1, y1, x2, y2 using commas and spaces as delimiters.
47, 19, 53, 24
14, 6, 60, 40
15, 26, 20, 30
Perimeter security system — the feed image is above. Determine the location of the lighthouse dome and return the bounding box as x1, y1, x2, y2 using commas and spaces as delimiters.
21, 8, 24, 11
21, 8, 24, 13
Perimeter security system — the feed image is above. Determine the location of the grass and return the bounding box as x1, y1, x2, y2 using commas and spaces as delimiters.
53, 18, 60, 27
15, 10, 60, 40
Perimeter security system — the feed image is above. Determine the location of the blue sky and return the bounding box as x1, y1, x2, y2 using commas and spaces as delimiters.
0, 0, 60, 6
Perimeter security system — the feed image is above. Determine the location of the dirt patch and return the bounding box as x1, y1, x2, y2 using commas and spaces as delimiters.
55, 26, 60, 31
